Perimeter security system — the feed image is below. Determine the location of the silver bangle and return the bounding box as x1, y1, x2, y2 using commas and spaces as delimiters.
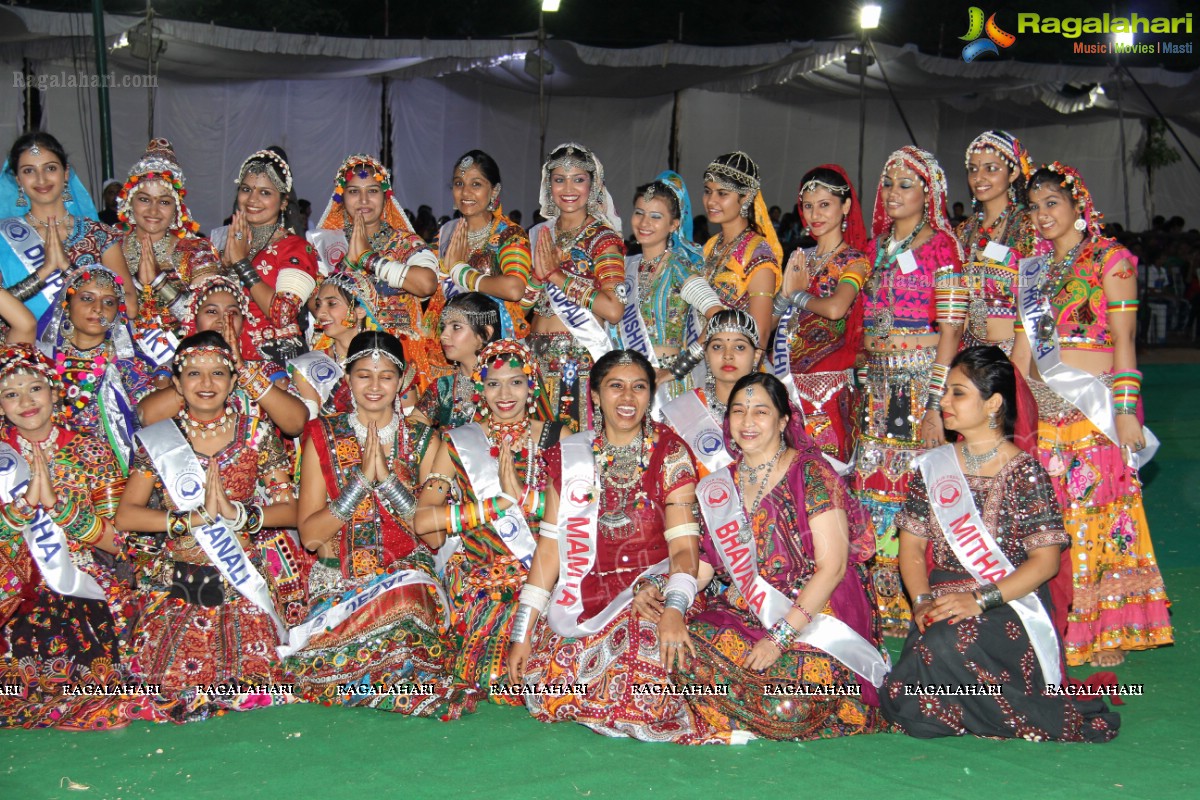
772, 291, 793, 318
664, 589, 690, 615
913, 593, 934, 606
792, 290, 814, 311
377, 474, 417, 520
232, 257, 262, 288
978, 582, 1004, 611
510, 604, 535, 644
330, 470, 369, 521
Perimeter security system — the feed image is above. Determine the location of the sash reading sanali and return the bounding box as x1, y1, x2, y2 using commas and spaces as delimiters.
914, 445, 1062, 686
545, 431, 668, 638
696, 467, 890, 686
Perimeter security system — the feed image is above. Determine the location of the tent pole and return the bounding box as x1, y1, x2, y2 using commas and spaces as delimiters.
669, 90, 681, 173
1119, 63, 1200, 176
1113, 68, 1131, 229
866, 38, 917, 147
857, 35, 866, 201
538, 11, 547, 159
90, 0, 114, 181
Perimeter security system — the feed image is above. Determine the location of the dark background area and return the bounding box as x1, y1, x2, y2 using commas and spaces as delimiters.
8, 0, 1199, 68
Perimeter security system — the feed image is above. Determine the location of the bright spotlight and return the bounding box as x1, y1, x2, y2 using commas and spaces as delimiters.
1113, 31, 1134, 48
542, 0, 561, 11
860, 4, 882, 30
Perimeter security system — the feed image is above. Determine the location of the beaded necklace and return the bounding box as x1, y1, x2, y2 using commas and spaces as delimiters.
487, 417, 539, 491
736, 442, 786, 542
866, 219, 926, 340
55, 340, 113, 420
465, 217, 495, 253
16, 426, 59, 463
449, 370, 479, 424
1035, 237, 1087, 343
179, 405, 233, 440
703, 228, 751, 282
592, 419, 654, 540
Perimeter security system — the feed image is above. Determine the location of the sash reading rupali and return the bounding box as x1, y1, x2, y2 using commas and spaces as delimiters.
288, 351, 344, 407
136, 420, 288, 640
616, 255, 672, 416
546, 431, 669, 638
448, 423, 536, 569
277, 567, 449, 659
0, 217, 63, 318
695, 468, 891, 686
915, 445, 1061, 686
529, 221, 613, 365
770, 306, 806, 412
0, 443, 106, 601
660, 391, 733, 473
1018, 255, 1159, 468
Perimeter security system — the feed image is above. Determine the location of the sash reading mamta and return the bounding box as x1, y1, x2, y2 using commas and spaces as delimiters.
556, 515, 593, 609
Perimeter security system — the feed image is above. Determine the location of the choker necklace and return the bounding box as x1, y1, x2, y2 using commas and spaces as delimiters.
180, 406, 233, 440
488, 417, 539, 489
350, 411, 399, 450
465, 219, 494, 252
961, 440, 1002, 474
554, 216, 591, 251
248, 222, 281, 257
26, 210, 73, 229
16, 426, 59, 462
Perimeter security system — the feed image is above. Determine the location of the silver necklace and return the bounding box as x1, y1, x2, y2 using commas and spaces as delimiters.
350, 411, 399, 450
735, 443, 786, 543
465, 219, 493, 252
704, 373, 726, 422
960, 441, 1001, 474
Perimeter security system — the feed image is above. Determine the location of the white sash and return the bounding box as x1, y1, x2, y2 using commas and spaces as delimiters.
529, 222, 613, 364
0, 217, 63, 313
448, 423, 536, 569
660, 391, 732, 473
136, 420, 289, 641
277, 567, 448, 658
136, 328, 179, 367
288, 351, 344, 407
0, 443, 106, 601
914, 445, 1062, 686
546, 431, 669, 637
1018, 256, 1159, 468
306, 230, 348, 277
208, 225, 229, 255
770, 306, 805, 411
616, 255, 672, 417
696, 468, 890, 686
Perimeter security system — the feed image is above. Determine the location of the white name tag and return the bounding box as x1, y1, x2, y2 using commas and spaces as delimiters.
982, 241, 1011, 263
897, 250, 919, 274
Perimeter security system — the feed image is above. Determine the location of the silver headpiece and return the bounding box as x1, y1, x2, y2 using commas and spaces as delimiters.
456, 156, 475, 177
238, 149, 293, 194
344, 347, 405, 372
615, 350, 635, 365
799, 178, 850, 197
704, 151, 761, 195
441, 304, 498, 329
29, 143, 42, 157
704, 308, 761, 349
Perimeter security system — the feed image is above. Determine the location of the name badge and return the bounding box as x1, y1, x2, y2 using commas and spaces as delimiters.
897, 250, 919, 274
982, 241, 1011, 263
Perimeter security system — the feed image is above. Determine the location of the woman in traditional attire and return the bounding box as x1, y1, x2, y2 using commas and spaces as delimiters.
137, 274, 309, 439
1012, 164, 1172, 667
852, 146, 967, 636
527, 143, 626, 431
0, 345, 133, 728
771, 164, 871, 462
699, 151, 783, 352
118, 138, 220, 364
408, 293, 502, 438
617, 171, 721, 399
290, 268, 395, 419
414, 338, 562, 703
507, 349, 725, 744
659, 309, 760, 478
37, 265, 159, 474
956, 131, 1044, 354
658, 373, 886, 741
286, 331, 479, 717
312, 154, 444, 392
881, 346, 1119, 741
1, 132, 135, 321
435, 150, 535, 339
116, 331, 297, 719
217, 148, 319, 365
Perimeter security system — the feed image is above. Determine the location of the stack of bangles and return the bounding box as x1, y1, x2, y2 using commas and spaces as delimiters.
231, 257, 263, 289
926, 362, 949, 411
237, 361, 274, 402
766, 604, 812, 651
972, 582, 1005, 613
662, 572, 698, 616
150, 271, 191, 318
510, 584, 552, 644
1113, 369, 1142, 415
838, 271, 865, 292
666, 341, 705, 382
364, 253, 411, 290
167, 502, 265, 538
772, 289, 814, 318
446, 493, 524, 533
560, 274, 598, 311
450, 262, 484, 293
933, 284, 970, 327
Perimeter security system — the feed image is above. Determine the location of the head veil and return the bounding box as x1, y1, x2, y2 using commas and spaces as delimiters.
537, 142, 622, 237
871, 146, 962, 261
318, 153, 415, 234
703, 151, 783, 264
472, 338, 553, 423
797, 163, 868, 253
653, 169, 704, 268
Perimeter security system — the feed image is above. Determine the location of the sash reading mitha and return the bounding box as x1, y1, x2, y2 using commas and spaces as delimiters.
660, 391, 733, 474
288, 351, 344, 407
136, 419, 288, 641
1017, 255, 1159, 467
435, 219, 516, 338
0, 443, 107, 601
0, 217, 63, 319
615, 255, 673, 417
914, 445, 1062, 687
695, 468, 890, 686
449, 423, 536, 569
546, 431, 669, 638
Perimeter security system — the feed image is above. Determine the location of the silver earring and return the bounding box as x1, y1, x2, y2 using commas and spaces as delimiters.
988, 413, 999, 429
62, 318, 74, 335
740, 199, 752, 218
1007, 185, 1016, 204
1073, 218, 1087, 232
841, 217, 847, 232
593, 403, 603, 430
62, 184, 73, 203
16, 188, 28, 208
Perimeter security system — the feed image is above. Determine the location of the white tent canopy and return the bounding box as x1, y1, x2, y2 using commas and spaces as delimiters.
3, 5, 1198, 233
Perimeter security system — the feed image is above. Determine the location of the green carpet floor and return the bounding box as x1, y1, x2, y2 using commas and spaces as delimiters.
3, 365, 1197, 800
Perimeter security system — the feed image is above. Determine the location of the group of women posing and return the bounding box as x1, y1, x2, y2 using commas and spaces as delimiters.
0, 125, 1165, 745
